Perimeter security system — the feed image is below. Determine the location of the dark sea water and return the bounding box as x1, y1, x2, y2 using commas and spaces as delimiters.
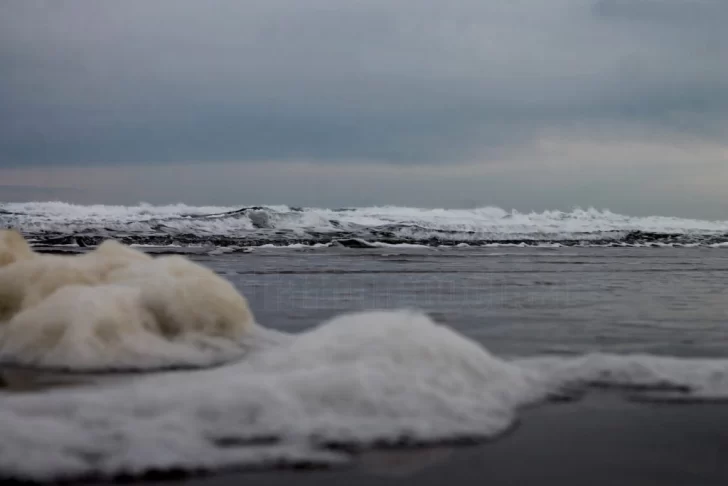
194, 246, 728, 358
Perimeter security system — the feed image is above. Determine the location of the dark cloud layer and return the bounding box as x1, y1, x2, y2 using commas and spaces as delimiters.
1, 0, 726, 168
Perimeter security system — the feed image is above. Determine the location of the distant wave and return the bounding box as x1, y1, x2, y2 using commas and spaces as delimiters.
2, 201, 728, 248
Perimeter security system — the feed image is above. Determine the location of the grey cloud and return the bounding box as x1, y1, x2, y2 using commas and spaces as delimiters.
0, 185, 86, 202
594, 0, 728, 27
0, 0, 727, 167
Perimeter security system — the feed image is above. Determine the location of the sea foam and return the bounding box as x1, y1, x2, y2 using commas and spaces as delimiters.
0, 310, 547, 480
0, 231, 254, 371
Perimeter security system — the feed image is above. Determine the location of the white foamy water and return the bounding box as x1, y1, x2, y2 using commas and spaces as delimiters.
0, 311, 545, 480
3, 309, 728, 481
3, 202, 728, 245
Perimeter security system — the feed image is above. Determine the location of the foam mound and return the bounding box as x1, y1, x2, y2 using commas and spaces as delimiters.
0, 310, 547, 480
0, 230, 254, 371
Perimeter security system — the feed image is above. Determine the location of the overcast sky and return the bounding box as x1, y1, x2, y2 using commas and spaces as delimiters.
1, 0, 727, 218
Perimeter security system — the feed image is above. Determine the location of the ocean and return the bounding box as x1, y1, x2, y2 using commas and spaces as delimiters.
1, 202, 728, 483
205, 245, 728, 358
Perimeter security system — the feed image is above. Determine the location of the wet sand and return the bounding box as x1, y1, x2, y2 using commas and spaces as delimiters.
73, 390, 728, 486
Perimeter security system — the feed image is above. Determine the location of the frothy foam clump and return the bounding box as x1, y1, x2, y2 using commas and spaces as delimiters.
0, 230, 254, 371
0, 310, 547, 481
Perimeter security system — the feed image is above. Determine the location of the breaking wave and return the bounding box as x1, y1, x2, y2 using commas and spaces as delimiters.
3, 202, 728, 249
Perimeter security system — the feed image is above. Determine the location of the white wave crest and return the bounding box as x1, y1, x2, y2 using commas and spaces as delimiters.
3, 202, 728, 241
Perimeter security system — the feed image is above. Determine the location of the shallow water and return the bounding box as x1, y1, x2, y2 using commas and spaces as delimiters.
195, 246, 728, 358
